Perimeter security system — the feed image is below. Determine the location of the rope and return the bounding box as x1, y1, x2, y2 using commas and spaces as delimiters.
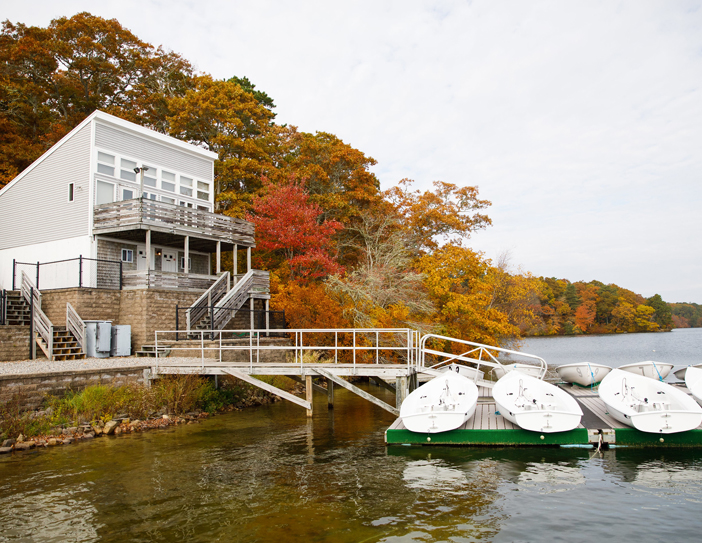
587, 362, 595, 391
652, 361, 664, 382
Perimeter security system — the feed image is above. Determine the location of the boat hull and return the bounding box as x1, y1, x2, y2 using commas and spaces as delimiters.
599, 369, 702, 433
556, 362, 612, 387
400, 371, 479, 434
618, 361, 673, 380
492, 363, 543, 379
685, 366, 702, 406
492, 371, 583, 433
675, 364, 702, 381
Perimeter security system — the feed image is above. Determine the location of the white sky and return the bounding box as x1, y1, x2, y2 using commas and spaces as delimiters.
5, 1, 702, 303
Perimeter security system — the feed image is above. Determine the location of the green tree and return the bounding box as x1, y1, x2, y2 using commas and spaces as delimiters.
646, 294, 672, 328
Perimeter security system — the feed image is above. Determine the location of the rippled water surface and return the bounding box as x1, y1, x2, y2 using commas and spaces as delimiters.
2, 330, 702, 542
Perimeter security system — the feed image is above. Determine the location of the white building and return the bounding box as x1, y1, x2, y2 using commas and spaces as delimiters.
0, 110, 255, 291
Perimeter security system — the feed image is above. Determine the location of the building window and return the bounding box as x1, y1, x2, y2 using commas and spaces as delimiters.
96, 180, 115, 205
121, 249, 134, 263
143, 192, 157, 200
161, 196, 175, 205
180, 257, 192, 271
122, 188, 134, 200
143, 166, 157, 188
120, 159, 137, 182
68, 183, 74, 202
162, 170, 176, 192
97, 152, 115, 176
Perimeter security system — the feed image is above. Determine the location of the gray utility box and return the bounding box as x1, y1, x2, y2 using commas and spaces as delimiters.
85, 321, 112, 358
110, 325, 132, 357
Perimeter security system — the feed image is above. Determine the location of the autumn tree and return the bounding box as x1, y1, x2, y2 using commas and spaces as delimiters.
0, 12, 193, 186
245, 178, 343, 280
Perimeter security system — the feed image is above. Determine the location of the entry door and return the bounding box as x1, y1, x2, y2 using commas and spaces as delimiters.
136, 245, 149, 271
162, 249, 177, 272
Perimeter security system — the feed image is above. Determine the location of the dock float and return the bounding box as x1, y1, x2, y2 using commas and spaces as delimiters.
385, 382, 702, 448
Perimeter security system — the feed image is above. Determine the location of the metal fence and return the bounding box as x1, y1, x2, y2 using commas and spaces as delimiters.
12, 257, 123, 291
0, 290, 6, 326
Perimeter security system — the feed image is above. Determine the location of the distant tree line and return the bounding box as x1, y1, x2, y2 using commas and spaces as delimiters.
670, 303, 702, 328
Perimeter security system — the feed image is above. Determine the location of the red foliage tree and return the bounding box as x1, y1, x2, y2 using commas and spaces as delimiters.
246, 178, 343, 279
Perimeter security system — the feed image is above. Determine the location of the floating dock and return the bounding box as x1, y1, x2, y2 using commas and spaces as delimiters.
385, 382, 702, 448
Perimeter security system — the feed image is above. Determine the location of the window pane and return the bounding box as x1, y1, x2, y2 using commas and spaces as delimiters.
180, 187, 193, 196
96, 181, 114, 205
180, 176, 192, 187
97, 163, 115, 176
197, 181, 209, 191
122, 188, 134, 200
98, 152, 114, 164
162, 181, 176, 192
120, 170, 137, 182
143, 177, 157, 187
197, 205, 210, 211
162, 171, 176, 182
197, 191, 209, 201
161, 196, 175, 204
68, 183, 74, 202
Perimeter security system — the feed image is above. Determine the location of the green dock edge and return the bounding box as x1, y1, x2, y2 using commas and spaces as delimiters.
385, 427, 702, 448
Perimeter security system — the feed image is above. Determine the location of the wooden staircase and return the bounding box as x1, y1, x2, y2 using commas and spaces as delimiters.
36, 326, 86, 361
136, 344, 172, 358
4, 291, 31, 325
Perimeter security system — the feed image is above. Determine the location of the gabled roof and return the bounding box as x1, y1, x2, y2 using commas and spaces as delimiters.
0, 110, 218, 197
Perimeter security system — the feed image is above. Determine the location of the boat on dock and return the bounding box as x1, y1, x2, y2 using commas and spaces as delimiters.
556, 362, 611, 387
492, 371, 583, 433
492, 363, 545, 379
618, 361, 673, 381
674, 364, 702, 381
685, 366, 702, 406
400, 371, 479, 434
598, 369, 702, 434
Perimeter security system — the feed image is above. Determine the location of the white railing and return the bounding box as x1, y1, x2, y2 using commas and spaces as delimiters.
20, 271, 53, 360
210, 270, 259, 331
153, 328, 420, 373
186, 272, 230, 330
419, 334, 548, 380
66, 302, 85, 353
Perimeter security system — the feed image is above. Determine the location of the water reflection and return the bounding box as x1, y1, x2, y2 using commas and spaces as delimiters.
1, 386, 702, 542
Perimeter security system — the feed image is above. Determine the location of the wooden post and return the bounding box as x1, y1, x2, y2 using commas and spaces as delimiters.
265, 299, 270, 336
247, 247, 251, 272
395, 376, 408, 410
327, 380, 334, 409
233, 244, 238, 279
145, 230, 151, 270
216, 241, 221, 274
250, 297, 254, 330
184, 235, 190, 273
306, 375, 313, 417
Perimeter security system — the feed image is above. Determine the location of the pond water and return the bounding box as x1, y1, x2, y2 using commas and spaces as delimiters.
1, 330, 701, 542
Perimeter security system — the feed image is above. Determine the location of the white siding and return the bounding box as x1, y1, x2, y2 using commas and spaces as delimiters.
0, 123, 92, 251
95, 122, 213, 181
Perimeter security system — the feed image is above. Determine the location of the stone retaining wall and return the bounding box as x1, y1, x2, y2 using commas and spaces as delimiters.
0, 367, 151, 411
0, 327, 31, 362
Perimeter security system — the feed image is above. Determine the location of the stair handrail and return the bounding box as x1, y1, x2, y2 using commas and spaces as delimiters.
1, 289, 6, 326
66, 302, 85, 353
186, 271, 230, 331
211, 270, 255, 331
21, 271, 54, 360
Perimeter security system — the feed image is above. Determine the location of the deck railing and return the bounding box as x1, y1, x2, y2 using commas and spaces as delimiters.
20, 271, 53, 360
122, 270, 218, 290
93, 198, 255, 245
66, 302, 85, 353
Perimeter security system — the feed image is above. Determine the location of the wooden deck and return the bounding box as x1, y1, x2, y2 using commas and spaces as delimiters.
385, 381, 702, 448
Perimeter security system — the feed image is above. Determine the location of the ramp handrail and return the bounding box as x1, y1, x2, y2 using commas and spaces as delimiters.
66, 302, 85, 353
419, 334, 547, 379
21, 271, 54, 360
186, 271, 230, 331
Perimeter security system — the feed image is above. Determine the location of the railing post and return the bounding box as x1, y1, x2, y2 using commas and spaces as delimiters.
79, 255, 83, 288
119, 261, 123, 290
175, 304, 179, 341
210, 297, 215, 341
12, 259, 16, 291
29, 287, 34, 360
36, 261, 40, 291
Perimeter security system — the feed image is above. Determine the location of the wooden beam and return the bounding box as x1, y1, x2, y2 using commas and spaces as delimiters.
216, 241, 221, 274
316, 368, 399, 416
327, 380, 334, 409
222, 369, 311, 410
395, 376, 408, 410
372, 376, 396, 392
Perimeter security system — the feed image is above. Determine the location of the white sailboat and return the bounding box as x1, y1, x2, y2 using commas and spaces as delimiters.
556, 362, 612, 387
599, 369, 702, 433
492, 371, 583, 433
618, 360, 673, 381
492, 363, 545, 379
400, 370, 479, 434
685, 366, 702, 406
674, 364, 702, 381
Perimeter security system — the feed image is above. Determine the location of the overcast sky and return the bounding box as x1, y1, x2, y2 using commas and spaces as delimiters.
6, 1, 702, 303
